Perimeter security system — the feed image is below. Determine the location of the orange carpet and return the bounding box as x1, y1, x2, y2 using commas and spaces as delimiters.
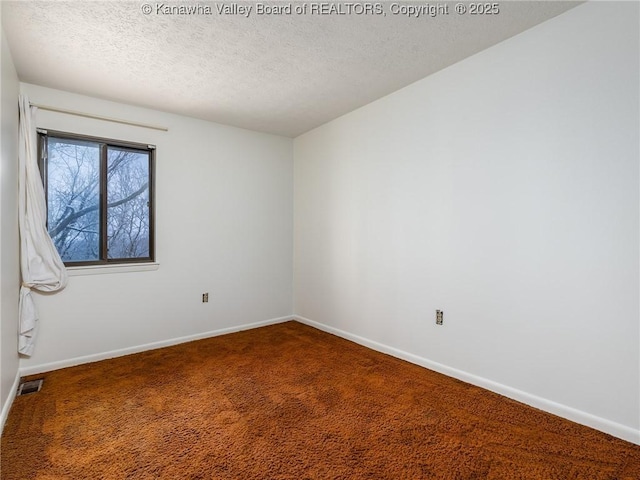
2, 321, 639, 479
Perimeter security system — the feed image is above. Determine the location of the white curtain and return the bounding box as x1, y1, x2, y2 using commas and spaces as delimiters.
18, 94, 67, 356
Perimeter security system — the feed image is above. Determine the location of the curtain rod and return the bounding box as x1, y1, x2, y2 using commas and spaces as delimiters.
30, 103, 169, 132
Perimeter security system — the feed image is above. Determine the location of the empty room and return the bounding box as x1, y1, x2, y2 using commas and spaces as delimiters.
1, 0, 639, 478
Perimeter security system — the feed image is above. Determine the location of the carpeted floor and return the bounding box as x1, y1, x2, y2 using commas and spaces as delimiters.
1, 321, 639, 479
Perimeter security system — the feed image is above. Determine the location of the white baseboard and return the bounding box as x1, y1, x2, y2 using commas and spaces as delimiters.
0, 370, 21, 436
20, 315, 293, 377
293, 314, 640, 446
13, 313, 640, 445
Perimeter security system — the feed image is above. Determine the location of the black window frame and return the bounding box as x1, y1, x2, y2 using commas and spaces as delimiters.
38, 129, 156, 267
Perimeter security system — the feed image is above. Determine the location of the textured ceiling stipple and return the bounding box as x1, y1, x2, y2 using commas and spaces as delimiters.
2, 1, 581, 137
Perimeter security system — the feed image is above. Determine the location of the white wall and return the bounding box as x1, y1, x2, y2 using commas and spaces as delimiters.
294, 2, 639, 443
19, 84, 293, 372
0, 25, 21, 429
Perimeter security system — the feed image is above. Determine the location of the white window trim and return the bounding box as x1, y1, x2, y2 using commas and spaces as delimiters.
66, 262, 160, 276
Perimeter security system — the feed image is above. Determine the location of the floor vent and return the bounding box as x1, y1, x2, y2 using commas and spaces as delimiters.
17, 379, 44, 396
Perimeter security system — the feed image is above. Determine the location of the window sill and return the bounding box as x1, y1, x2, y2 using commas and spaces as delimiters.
66, 262, 160, 276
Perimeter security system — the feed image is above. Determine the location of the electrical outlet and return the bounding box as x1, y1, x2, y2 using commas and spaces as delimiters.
436, 310, 443, 325
202, 293, 209, 303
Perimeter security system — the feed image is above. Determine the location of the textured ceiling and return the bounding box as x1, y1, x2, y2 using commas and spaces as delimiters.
2, 1, 580, 137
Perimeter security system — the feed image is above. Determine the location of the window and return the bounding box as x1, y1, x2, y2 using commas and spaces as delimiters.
38, 130, 155, 266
